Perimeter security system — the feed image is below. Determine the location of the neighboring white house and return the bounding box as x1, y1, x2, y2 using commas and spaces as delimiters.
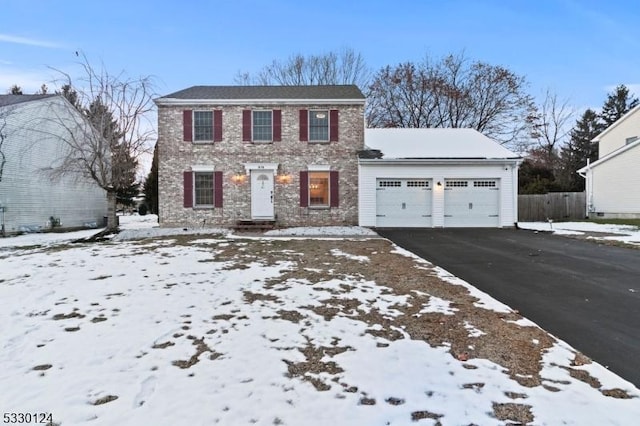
359, 128, 522, 228
578, 105, 640, 219
0, 94, 107, 235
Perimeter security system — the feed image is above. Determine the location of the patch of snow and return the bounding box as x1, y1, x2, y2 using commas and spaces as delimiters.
519, 221, 640, 245
418, 296, 458, 316
464, 321, 486, 338
330, 248, 369, 263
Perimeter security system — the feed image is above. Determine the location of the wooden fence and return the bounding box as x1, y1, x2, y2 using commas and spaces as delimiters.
518, 192, 586, 222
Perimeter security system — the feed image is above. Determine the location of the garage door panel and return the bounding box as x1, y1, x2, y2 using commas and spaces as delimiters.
444, 179, 500, 227
376, 179, 432, 227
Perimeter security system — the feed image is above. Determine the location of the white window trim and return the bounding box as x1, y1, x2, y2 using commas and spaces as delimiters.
193, 110, 214, 143
307, 164, 331, 171
252, 109, 273, 143
308, 109, 330, 143
191, 165, 215, 172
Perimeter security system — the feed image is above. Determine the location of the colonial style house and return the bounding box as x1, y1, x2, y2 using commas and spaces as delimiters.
154, 86, 365, 227
0, 95, 107, 235
578, 105, 640, 218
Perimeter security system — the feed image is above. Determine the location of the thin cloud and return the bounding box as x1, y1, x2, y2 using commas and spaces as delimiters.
0, 33, 64, 49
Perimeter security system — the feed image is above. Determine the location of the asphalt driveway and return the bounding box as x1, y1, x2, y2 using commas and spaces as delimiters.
377, 228, 640, 388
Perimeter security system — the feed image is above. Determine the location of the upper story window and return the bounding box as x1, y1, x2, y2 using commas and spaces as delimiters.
309, 110, 329, 142
183, 109, 222, 143
193, 111, 213, 141
626, 136, 638, 145
299, 109, 338, 142
253, 111, 273, 142
242, 109, 281, 143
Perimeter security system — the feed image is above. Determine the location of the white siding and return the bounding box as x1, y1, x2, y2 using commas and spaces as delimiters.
598, 109, 640, 158
587, 146, 640, 215
0, 97, 107, 234
359, 162, 518, 227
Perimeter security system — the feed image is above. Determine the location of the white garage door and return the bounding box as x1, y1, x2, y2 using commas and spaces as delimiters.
444, 179, 500, 227
376, 179, 432, 227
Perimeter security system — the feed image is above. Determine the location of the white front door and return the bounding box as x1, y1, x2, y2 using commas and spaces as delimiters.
251, 170, 274, 219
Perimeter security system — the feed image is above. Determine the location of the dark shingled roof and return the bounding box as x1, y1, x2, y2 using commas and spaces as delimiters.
0, 94, 57, 108
160, 85, 365, 100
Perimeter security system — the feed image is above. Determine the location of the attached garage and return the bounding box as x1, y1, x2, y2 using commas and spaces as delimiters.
359, 128, 521, 228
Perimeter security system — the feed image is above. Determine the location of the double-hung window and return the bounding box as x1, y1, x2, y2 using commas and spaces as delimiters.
309, 110, 329, 142
193, 111, 213, 142
194, 172, 214, 207
253, 111, 273, 142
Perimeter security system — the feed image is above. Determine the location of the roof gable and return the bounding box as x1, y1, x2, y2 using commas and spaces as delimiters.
592, 103, 640, 142
157, 85, 365, 103
578, 138, 640, 172
364, 128, 520, 160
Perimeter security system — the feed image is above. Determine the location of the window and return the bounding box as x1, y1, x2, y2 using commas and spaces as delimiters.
378, 180, 402, 187
446, 181, 468, 187
407, 180, 430, 187
193, 111, 213, 141
309, 110, 329, 141
473, 181, 497, 187
253, 111, 273, 142
309, 172, 330, 207
626, 136, 638, 145
194, 172, 214, 206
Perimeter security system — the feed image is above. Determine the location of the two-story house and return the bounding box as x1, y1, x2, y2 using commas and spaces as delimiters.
578, 104, 640, 218
154, 85, 365, 227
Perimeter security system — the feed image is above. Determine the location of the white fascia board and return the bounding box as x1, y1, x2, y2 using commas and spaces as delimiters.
358, 158, 522, 166
591, 103, 640, 142
155, 98, 365, 106
243, 163, 279, 173
577, 138, 640, 172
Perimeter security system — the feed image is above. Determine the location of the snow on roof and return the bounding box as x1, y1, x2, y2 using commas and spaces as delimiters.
364, 128, 520, 159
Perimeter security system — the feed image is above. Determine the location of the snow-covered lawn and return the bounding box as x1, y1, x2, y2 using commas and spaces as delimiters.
1, 216, 639, 425
519, 221, 640, 246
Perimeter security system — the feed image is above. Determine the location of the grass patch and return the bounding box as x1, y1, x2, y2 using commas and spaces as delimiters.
588, 218, 640, 228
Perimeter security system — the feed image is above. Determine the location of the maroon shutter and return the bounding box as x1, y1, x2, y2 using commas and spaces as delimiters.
242, 110, 251, 142
329, 110, 339, 142
299, 171, 308, 207
183, 110, 192, 142
299, 109, 308, 141
273, 109, 281, 141
183, 171, 193, 207
330, 171, 339, 207
214, 171, 223, 208
213, 110, 222, 142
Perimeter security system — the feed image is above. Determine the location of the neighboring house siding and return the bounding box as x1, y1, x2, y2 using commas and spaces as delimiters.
0, 97, 107, 234
588, 145, 640, 216
157, 103, 364, 227
597, 109, 640, 158
358, 163, 517, 227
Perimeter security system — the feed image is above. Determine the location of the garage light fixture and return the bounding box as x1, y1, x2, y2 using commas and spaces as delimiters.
437, 181, 442, 186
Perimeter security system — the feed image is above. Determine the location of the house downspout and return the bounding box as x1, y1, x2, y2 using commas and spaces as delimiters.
577, 159, 590, 218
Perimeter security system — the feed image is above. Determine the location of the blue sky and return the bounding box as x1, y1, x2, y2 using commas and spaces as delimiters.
1, 0, 639, 111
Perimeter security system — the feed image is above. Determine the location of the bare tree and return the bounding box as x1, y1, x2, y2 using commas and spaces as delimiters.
0, 107, 9, 183
366, 52, 534, 147
46, 55, 156, 229
235, 47, 371, 90
527, 89, 575, 169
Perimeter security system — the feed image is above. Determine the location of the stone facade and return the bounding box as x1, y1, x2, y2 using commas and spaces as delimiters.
156, 96, 365, 228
